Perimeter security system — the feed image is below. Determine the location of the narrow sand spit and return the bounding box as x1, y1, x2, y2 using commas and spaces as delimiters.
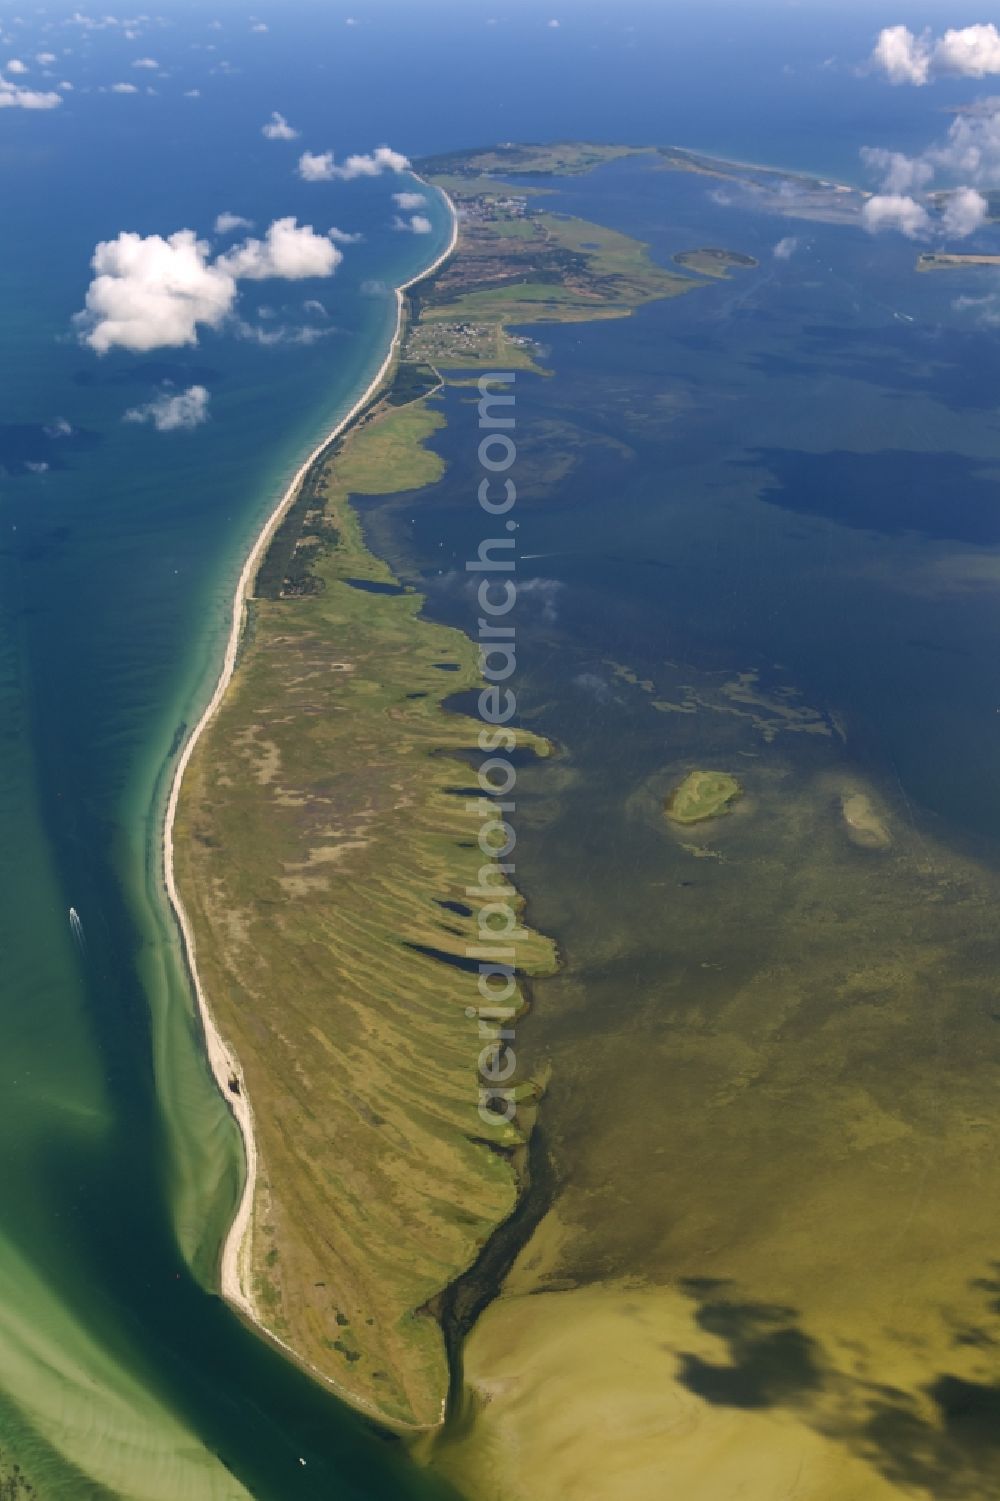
162, 184, 458, 1327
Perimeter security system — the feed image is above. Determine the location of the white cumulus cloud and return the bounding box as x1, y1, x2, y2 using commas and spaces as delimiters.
234, 320, 333, 346
262, 110, 298, 140
393, 190, 427, 210
298, 144, 410, 181
860, 145, 934, 194
862, 101, 1000, 200
393, 212, 432, 234
940, 185, 989, 237
214, 211, 253, 233
297, 149, 335, 181
871, 22, 1000, 85
77, 217, 348, 354
217, 217, 344, 280
953, 289, 1000, 324
66, 11, 123, 30
926, 108, 1000, 185
871, 24, 932, 85
0, 74, 61, 107
76, 230, 236, 352
6, 58, 27, 74
860, 97, 1000, 241
861, 193, 933, 238
111, 82, 138, 93
340, 146, 410, 176
132, 56, 158, 69
773, 236, 801, 260
934, 23, 1000, 78
124, 384, 210, 431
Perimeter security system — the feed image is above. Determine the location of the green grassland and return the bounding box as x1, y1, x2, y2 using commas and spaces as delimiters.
537, 211, 698, 288
420, 142, 645, 182
175, 399, 557, 1430
482, 217, 538, 240
421, 173, 547, 200
425, 280, 634, 318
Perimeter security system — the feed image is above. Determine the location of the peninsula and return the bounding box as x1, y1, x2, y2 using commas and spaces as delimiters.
171, 144, 740, 1431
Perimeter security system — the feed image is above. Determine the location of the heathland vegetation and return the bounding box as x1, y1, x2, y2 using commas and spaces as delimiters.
175, 395, 557, 1427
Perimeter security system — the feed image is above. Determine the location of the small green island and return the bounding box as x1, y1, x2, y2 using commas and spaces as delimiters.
672, 247, 759, 276
664, 770, 742, 824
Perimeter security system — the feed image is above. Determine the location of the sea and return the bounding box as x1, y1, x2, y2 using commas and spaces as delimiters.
2, 0, 999, 1496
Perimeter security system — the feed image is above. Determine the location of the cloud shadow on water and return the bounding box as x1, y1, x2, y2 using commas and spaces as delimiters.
673, 1271, 1000, 1499
0, 425, 102, 477
741, 447, 1000, 545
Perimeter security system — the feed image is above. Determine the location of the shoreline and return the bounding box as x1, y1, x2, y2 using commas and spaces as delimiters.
161, 180, 459, 1350
666, 141, 863, 194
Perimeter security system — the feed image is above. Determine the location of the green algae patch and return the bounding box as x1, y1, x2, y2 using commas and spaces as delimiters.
664, 770, 741, 825
426, 759, 1000, 1501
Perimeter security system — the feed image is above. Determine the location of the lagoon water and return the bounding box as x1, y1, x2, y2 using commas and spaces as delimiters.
4, 0, 1000, 1496
365, 123, 1000, 1501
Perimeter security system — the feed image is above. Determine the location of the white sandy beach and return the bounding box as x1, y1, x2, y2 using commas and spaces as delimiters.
161, 182, 459, 1334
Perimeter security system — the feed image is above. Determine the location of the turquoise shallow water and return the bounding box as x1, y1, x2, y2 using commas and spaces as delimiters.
2, 0, 1000, 1494
0, 13, 462, 1494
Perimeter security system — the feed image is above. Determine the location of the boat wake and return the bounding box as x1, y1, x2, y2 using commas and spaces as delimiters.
68, 906, 87, 955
